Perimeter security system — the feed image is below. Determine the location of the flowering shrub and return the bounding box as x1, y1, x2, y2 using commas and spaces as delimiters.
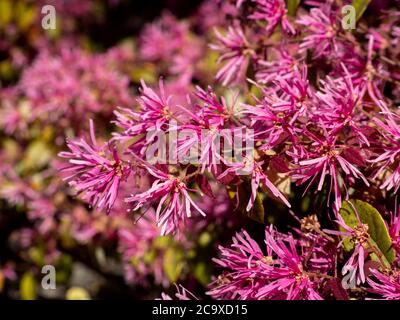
0, 0, 400, 300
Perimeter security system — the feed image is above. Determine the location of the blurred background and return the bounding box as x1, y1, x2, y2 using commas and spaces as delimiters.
0, 0, 230, 300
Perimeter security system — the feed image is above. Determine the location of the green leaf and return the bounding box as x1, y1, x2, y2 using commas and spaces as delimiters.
0, 60, 13, 80
227, 181, 265, 223
0, 0, 12, 27
351, 0, 371, 21
194, 262, 211, 286
131, 64, 157, 84
250, 191, 265, 223
248, 85, 263, 104
153, 235, 172, 249
20, 272, 37, 300
66, 287, 90, 300
15, 2, 37, 31
143, 249, 157, 265
22, 140, 53, 171
2, 138, 21, 162
28, 247, 45, 266
163, 247, 184, 283
340, 200, 395, 264
286, 0, 301, 17
55, 254, 73, 284
198, 232, 212, 247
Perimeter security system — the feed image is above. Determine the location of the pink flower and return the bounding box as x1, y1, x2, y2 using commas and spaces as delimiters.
59, 120, 131, 213
249, 0, 295, 35
14, 47, 131, 127
0, 88, 30, 135
218, 157, 291, 211
255, 46, 301, 84
313, 66, 372, 147
193, 0, 237, 32
291, 214, 337, 274
292, 130, 369, 212
241, 65, 309, 152
357, 35, 389, 109
208, 226, 323, 300
174, 86, 245, 174
125, 158, 206, 235
159, 284, 199, 300
27, 198, 57, 235
325, 215, 370, 285
210, 24, 255, 86
296, 8, 338, 58
139, 12, 187, 62
113, 79, 174, 145
370, 112, 400, 193
255, 227, 323, 300
388, 203, 400, 257
367, 269, 400, 300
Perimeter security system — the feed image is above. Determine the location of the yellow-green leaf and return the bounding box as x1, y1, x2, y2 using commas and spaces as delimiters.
286, 0, 301, 17
131, 64, 157, 84
143, 249, 157, 265
198, 232, 212, 247
248, 85, 263, 104
15, 2, 37, 31
153, 235, 172, 249
66, 287, 90, 300
194, 262, 211, 286
0, 60, 13, 80
163, 247, 184, 283
28, 247, 45, 266
0, 0, 12, 27
352, 0, 371, 21
20, 272, 37, 300
2, 139, 21, 162
23, 140, 53, 170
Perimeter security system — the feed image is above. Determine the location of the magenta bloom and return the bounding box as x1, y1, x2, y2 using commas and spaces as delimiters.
292, 130, 369, 212
241, 65, 309, 153
210, 24, 255, 86
325, 216, 370, 285
125, 159, 206, 235
174, 86, 246, 174
139, 12, 187, 62
388, 204, 400, 257
160, 284, 199, 300
313, 66, 371, 146
112, 79, 176, 157
249, 0, 295, 35
59, 120, 131, 213
208, 226, 322, 300
114, 79, 173, 137
255, 228, 323, 300
218, 158, 291, 211
15, 47, 131, 124
356, 35, 389, 109
255, 47, 301, 84
370, 112, 400, 193
296, 8, 338, 58
367, 269, 400, 300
